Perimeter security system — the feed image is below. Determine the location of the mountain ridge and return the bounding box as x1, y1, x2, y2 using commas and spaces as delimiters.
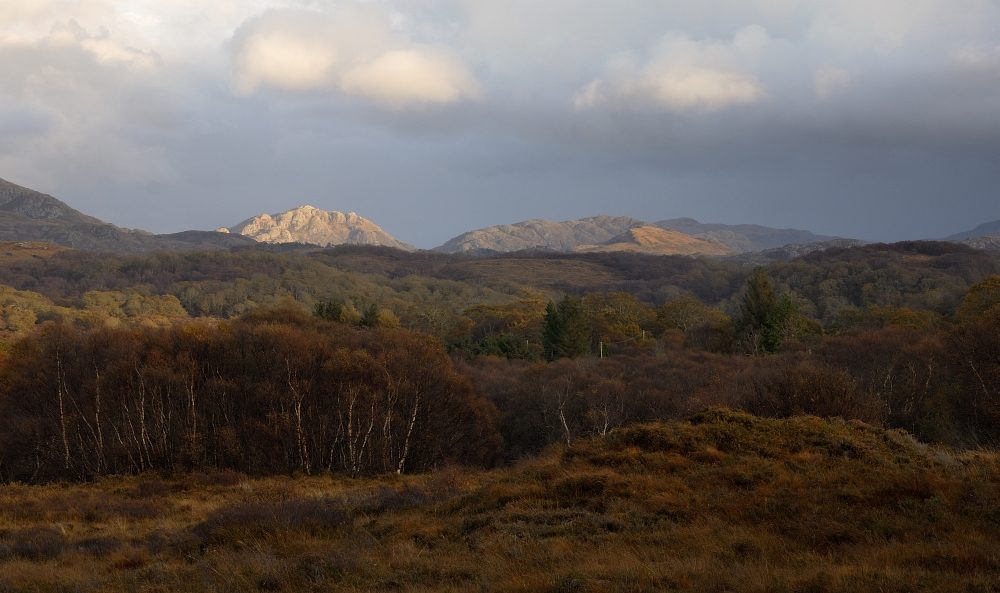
436, 215, 835, 254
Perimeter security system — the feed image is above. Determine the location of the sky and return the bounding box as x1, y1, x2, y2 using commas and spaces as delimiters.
0, 0, 998, 248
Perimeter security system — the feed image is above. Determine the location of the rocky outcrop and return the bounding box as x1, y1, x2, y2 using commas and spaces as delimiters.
227, 205, 415, 251
434, 215, 647, 253
574, 226, 736, 256
653, 218, 836, 253
960, 236, 1000, 252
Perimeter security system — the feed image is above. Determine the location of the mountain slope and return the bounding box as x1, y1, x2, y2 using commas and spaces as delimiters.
946, 220, 1000, 241
434, 215, 647, 253
0, 178, 107, 225
437, 215, 835, 254
224, 205, 415, 251
0, 178, 257, 253
574, 226, 736, 256
653, 217, 836, 252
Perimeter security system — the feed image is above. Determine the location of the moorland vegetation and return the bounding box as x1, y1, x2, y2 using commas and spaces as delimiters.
1, 411, 1000, 591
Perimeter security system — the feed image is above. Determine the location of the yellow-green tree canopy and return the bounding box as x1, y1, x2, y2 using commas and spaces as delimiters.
959, 275, 1000, 320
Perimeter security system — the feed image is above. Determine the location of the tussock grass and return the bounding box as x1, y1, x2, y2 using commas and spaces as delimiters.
2, 408, 1000, 591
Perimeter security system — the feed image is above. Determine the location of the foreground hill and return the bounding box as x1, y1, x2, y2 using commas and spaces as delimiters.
0, 409, 996, 592
222, 205, 416, 251
574, 225, 736, 256
0, 178, 257, 254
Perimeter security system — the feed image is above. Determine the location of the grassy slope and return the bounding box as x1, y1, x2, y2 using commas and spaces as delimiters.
1, 409, 999, 592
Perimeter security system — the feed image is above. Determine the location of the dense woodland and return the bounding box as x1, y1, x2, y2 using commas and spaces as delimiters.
0, 241, 998, 482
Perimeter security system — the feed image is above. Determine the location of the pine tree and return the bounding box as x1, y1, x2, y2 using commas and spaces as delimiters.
738, 267, 795, 353
542, 296, 591, 360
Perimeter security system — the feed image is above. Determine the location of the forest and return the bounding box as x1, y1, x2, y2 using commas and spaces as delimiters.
0, 240, 997, 482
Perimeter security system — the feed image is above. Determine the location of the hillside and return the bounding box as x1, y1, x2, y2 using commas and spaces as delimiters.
434, 215, 648, 253
946, 219, 1000, 240
436, 215, 839, 254
573, 225, 736, 256
654, 217, 836, 252
224, 205, 415, 251
722, 238, 868, 266
0, 410, 997, 592
0, 178, 258, 254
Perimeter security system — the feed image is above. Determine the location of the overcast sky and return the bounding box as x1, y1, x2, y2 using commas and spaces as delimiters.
0, 0, 998, 247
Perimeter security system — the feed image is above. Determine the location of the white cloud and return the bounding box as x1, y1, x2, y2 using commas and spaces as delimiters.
230, 4, 480, 107
575, 32, 767, 112
340, 49, 480, 106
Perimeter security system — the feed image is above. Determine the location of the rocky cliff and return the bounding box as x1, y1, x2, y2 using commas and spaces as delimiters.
960, 236, 1000, 252
224, 206, 415, 251
573, 226, 736, 256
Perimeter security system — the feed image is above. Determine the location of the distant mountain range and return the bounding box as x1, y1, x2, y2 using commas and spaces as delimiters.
0, 176, 997, 257
434, 215, 835, 254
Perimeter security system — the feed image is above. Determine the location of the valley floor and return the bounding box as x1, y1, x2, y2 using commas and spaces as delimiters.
1, 409, 998, 593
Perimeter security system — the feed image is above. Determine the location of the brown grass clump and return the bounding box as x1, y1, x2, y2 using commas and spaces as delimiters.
1, 408, 999, 591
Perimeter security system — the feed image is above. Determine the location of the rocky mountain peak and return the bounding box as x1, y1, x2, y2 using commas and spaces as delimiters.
227, 205, 415, 251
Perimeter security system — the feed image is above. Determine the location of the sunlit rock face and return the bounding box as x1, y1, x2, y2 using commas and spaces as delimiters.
228, 205, 415, 251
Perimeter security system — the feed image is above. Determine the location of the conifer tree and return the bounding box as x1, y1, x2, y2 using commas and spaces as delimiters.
542, 295, 590, 360
738, 267, 796, 353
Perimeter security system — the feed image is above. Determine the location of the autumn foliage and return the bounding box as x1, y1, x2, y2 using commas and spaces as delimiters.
0, 310, 500, 482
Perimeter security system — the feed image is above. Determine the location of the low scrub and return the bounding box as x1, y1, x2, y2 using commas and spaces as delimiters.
0, 409, 997, 591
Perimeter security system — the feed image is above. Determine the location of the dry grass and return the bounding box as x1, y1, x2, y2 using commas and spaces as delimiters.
0, 241, 70, 264
2, 409, 999, 592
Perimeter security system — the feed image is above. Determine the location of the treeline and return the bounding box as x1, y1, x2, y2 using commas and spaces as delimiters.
461, 284, 1000, 459
0, 310, 499, 482
0, 274, 998, 483
0, 243, 997, 483
0, 242, 991, 345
